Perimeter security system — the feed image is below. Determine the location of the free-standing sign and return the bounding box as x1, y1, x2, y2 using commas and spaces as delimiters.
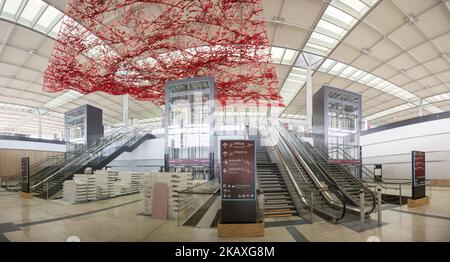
21, 157, 30, 193
412, 151, 426, 199
220, 139, 257, 223
220, 140, 256, 200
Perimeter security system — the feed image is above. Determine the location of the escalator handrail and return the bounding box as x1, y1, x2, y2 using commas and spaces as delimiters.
327, 145, 383, 182
263, 125, 346, 221
318, 145, 384, 188
31, 126, 147, 190
308, 142, 365, 189
280, 127, 340, 189
289, 129, 376, 215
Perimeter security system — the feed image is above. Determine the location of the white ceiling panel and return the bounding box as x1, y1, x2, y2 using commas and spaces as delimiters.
370, 39, 403, 61
416, 4, 450, 39
388, 23, 426, 50
364, 1, 405, 35
408, 41, 441, 63
431, 33, 450, 53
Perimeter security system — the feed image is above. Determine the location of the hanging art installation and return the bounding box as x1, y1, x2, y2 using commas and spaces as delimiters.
44, 0, 283, 106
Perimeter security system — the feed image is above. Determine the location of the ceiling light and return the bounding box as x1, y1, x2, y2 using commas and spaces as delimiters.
441, 52, 450, 58
404, 13, 418, 25
25, 48, 38, 55
360, 48, 371, 54
272, 16, 285, 25
399, 69, 407, 74
7, 75, 16, 79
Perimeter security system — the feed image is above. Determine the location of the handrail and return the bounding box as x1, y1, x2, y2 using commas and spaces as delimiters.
279, 127, 340, 189
31, 126, 147, 190
288, 128, 376, 215
1, 126, 148, 192
262, 124, 346, 221
326, 145, 413, 188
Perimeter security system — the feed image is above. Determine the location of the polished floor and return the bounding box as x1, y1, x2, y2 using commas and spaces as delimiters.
0, 187, 449, 242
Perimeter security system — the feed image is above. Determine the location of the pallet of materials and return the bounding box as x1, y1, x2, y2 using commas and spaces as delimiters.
140, 172, 194, 219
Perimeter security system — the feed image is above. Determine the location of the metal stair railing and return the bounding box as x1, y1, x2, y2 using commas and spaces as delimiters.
323, 145, 413, 205
261, 124, 346, 222
1, 126, 140, 193
31, 126, 150, 197
287, 128, 376, 215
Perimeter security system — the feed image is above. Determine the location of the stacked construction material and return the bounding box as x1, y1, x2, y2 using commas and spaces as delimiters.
140, 172, 194, 219
130, 172, 143, 193
86, 174, 97, 201
141, 173, 154, 215
62, 171, 144, 203
168, 173, 194, 219
106, 171, 120, 197
62, 175, 88, 203
95, 171, 110, 199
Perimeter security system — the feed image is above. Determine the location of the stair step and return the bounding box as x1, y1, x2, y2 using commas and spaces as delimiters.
264, 210, 297, 215
265, 200, 294, 205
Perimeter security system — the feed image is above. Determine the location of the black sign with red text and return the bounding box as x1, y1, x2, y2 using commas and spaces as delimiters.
220, 140, 256, 200
412, 151, 426, 199
21, 157, 30, 193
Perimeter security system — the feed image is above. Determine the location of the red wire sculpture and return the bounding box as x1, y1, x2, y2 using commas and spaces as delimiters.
44, 0, 283, 106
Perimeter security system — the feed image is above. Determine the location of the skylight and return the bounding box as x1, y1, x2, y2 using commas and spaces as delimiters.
339, 66, 357, 78
331, 0, 369, 19
366, 103, 415, 121
323, 5, 357, 29
329, 62, 347, 75
423, 104, 444, 114
358, 73, 376, 84
425, 92, 450, 103
304, 43, 331, 56
20, 0, 45, 22
41, 90, 83, 110
35, 5, 60, 29
2, 0, 22, 16
270, 47, 285, 63
281, 49, 298, 65
316, 19, 347, 38
49, 17, 63, 37
310, 32, 337, 47
319, 59, 336, 72
338, 0, 367, 13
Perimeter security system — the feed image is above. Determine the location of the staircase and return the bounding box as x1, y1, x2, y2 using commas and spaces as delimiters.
256, 148, 297, 217
0, 127, 155, 196
293, 133, 376, 214
32, 129, 154, 199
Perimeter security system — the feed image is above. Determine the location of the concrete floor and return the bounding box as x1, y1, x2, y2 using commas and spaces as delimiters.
0, 187, 449, 242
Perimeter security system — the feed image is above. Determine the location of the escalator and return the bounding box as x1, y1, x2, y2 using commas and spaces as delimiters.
256, 148, 297, 217
2, 126, 154, 199
285, 128, 376, 215
261, 126, 346, 222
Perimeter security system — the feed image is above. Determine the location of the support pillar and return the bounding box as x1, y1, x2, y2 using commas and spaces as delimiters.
364, 118, 369, 131
123, 94, 129, 127
306, 67, 313, 132
38, 109, 42, 139
418, 98, 424, 117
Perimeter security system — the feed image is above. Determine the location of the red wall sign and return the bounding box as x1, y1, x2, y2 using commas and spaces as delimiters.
412, 151, 426, 199
220, 140, 256, 200
21, 157, 30, 193
413, 151, 425, 186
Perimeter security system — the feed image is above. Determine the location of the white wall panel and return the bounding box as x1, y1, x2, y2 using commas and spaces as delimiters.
0, 139, 66, 152
361, 118, 450, 180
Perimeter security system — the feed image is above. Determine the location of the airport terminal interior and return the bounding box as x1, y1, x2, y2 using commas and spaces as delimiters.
0, 0, 450, 242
